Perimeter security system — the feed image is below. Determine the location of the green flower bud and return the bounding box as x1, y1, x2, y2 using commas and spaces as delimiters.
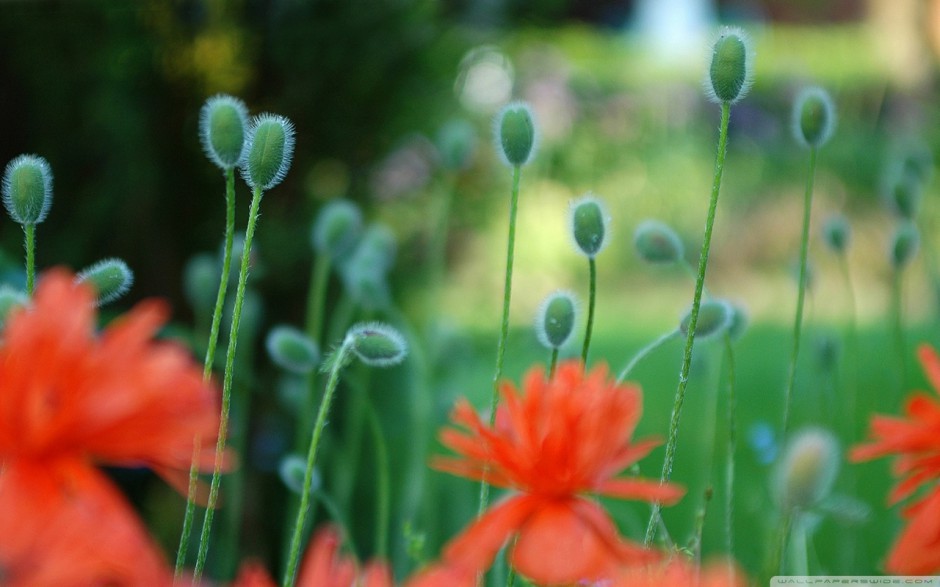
495, 102, 537, 168
535, 290, 579, 350
569, 193, 611, 259
706, 27, 753, 105
312, 199, 363, 259
76, 258, 134, 306
821, 214, 850, 254
679, 299, 732, 341
346, 322, 408, 367
242, 113, 295, 191
634, 219, 684, 264
886, 173, 923, 220
2, 154, 53, 225
774, 427, 839, 511
200, 94, 249, 170
792, 86, 836, 148
437, 118, 477, 171
0, 285, 28, 329
183, 253, 219, 314
279, 454, 319, 495
266, 325, 320, 375
890, 222, 919, 269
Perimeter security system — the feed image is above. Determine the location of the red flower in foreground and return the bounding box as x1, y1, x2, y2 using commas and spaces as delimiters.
850, 343, 940, 574
0, 270, 223, 584
611, 556, 748, 587
433, 361, 685, 585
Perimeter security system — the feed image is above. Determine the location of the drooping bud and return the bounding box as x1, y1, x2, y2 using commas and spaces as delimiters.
346, 322, 408, 367
679, 299, 732, 341
535, 290, 579, 350
266, 325, 320, 375
495, 102, 537, 168
821, 214, 850, 254
242, 113, 295, 191
311, 199, 363, 259
705, 28, 754, 105
199, 94, 250, 170
890, 222, 919, 269
774, 427, 839, 511
2, 154, 53, 225
75, 258, 134, 306
792, 86, 836, 148
569, 193, 611, 259
634, 220, 684, 264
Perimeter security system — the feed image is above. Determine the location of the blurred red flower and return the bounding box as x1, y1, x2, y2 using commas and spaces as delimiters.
611, 556, 747, 587
433, 361, 684, 585
851, 343, 940, 574
0, 270, 223, 584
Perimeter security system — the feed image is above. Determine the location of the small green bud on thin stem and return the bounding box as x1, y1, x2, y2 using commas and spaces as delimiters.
75, 258, 134, 306
679, 299, 733, 341
886, 173, 923, 220
242, 113, 296, 191
200, 94, 250, 170
705, 27, 754, 105
267, 325, 321, 374
2, 154, 53, 225
312, 199, 363, 260
495, 102, 537, 168
535, 290, 579, 350
569, 193, 611, 259
792, 86, 836, 149
634, 220, 684, 264
346, 322, 408, 367
891, 222, 919, 269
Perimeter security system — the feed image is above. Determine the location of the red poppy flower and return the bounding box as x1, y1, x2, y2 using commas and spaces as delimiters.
611, 556, 747, 587
433, 361, 684, 585
850, 343, 940, 574
0, 459, 171, 586
0, 270, 221, 495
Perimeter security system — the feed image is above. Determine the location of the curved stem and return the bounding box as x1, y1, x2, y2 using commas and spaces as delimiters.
23, 223, 35, 296
645, 101, 731, 545
581, 258, 597, 365
783, 147, 818, 434
176, 168, 237, 578
479, 164, 522, 517
193, 185, 264, 582
616, 329, 680, 384
283, 338, 354, 587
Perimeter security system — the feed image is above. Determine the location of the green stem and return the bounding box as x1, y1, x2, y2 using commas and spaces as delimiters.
193, 185, 264, 582
839, 255, 859, 434
783, 147, 818, 435
363, 394, 390, 559
23, 223, 35, 296
644, 101, 731, 545
581, 257, 597, 365
723, 334, 737, 560
283, 338, 354, 587
892, 268, 908, 394
176, 167, 237, 577
548, 348, 559, 379
792, 516, 809, 576
767, 511, 794, 580
616, 329, 680, 384
479, 164, 522, 517
305, 252, 332, 347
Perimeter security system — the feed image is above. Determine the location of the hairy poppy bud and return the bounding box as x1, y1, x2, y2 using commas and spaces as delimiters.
706, 28, 754, 105
266, 325, 320, 375
634, 220, 684, 264
76, 258, 134, 306
569, 194, 611, 259
495, 102, 537, 168
2, 154, 53, 225
312, 199, 363, 259
680, 299, 732, 341
792, 86, 836, 148
243, 113, 295, 190
200, 94, 249, 170
347, 322, 408, 367
535, 290, 578, 350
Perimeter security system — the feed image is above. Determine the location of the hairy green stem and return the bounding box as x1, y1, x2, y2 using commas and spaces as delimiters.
548, 348, 559, 379
616, 329, 680, 384
479, 164, 522, 517
194, 185, 264, 582
283, 338, 354, 587
581, 258, 597, 364
176, 167, 237, 578
645, 101, 731, 545
783, 147, 818, 434
23, 223, 35, 296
